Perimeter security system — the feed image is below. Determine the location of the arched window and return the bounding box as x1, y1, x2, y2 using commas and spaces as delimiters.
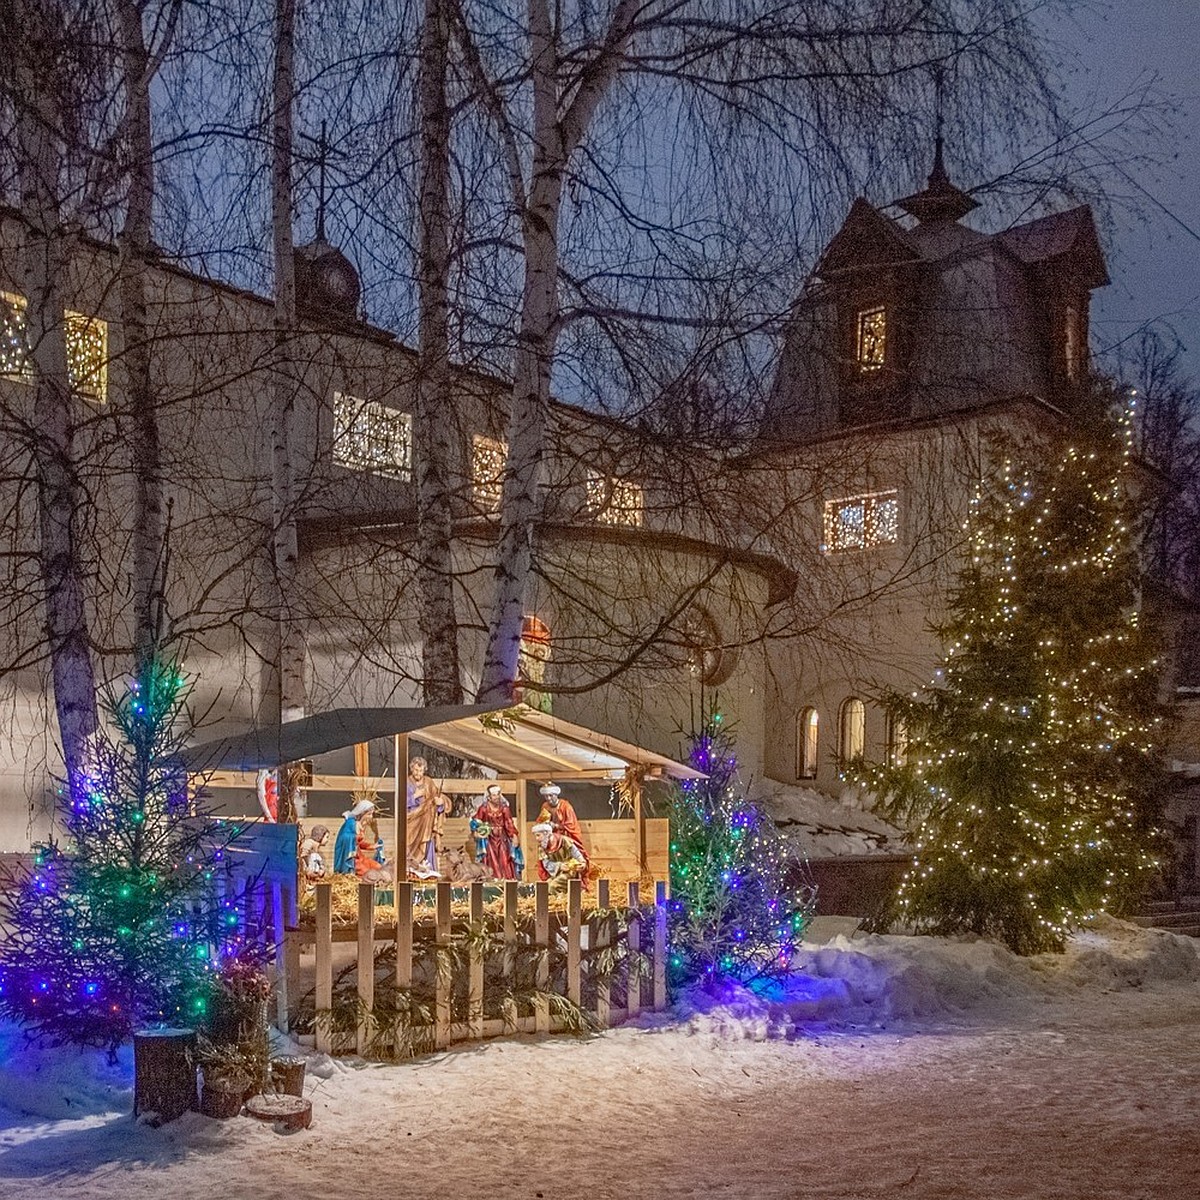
886, 711, 908, 768
796, 708, 819, 779
838, 697, 865, 767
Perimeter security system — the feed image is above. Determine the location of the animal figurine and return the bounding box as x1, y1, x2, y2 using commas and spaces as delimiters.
442, 845, 492, 883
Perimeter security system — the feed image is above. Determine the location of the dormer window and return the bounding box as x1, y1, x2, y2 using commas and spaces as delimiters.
1064, 300, 1083, 384
855, 305, 887, 373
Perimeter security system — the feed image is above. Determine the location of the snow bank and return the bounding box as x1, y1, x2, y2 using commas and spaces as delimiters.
1, 921, 1195, 1125
753, 779, 906, 857
672, 917, 1200, 1039
0, 1026, 133, 1122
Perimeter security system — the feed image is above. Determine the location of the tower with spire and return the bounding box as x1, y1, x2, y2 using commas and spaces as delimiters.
761, 138, 1107, 444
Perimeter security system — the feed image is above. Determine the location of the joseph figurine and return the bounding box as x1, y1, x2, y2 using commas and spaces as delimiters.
406, 756, 446, 879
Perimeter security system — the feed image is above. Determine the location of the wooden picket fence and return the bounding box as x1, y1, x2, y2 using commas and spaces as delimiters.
282, 877, 669, 1056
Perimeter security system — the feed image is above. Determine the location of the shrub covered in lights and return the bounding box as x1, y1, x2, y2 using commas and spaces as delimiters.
0, 657, 246, 1055
855, 393, 1167, 955
666, 709, 814, 990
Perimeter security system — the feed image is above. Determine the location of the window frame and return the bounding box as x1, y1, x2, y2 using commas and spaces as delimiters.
472, 434, 507, 513
332, 391, 413, 480
838, 697, 866, 769
821, 489, 899, 554
796, 707, 819, 779
855, 304, 887, 374
586, 469, 645, 527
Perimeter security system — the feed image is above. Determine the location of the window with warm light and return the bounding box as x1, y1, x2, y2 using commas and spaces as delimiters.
855, 305, 886, 373
64, 311, 108, 403
822, 489, 898, 553
586, 470, 644, 527
472, 435, 507, 512
1, 291, 32, 382
838, 697, 865, 767
796, 707, 819, 779
333, 392, 412, 479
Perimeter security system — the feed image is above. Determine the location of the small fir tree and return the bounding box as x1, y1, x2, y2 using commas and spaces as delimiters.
667, 708, 814, 989
857, 396, 1166, 954
0, 657, 242, 1054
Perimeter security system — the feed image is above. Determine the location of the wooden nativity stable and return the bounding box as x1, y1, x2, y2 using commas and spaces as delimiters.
181, 704, 701, 1052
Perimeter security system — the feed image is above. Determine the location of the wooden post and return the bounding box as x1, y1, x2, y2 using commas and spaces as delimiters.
534, 882, 549, 1033
356, 883, 375, 1056
394, 881, 414, 1058
502, 880, 518, 1029
314, 882, 332, 1054
283, 928, 301, 1031
435, 880, 452, 1048
595, 878, 610, 1028
653, 880, 667, 1011
517, 780, 531, 878
567, 877, 582, 1008
626, 881, 641, 1018
633, 772, 646, 881
468, 881, 484, 1039
395, 733, 408, 878
354, 741, 369, 780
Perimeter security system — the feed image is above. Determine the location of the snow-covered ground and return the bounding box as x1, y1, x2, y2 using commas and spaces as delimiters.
1, 916, 1198, 1199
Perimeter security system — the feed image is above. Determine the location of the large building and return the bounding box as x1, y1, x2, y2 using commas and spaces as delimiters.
2, 153, 1194, 882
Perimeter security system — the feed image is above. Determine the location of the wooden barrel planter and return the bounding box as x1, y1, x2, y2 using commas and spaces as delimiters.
245, 1092, 312, 1132
269, 1056, 306, 1096
199, 1072, 249, 1120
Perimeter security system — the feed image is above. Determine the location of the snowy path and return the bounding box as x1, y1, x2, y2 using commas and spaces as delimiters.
1, 925, 1198, 1198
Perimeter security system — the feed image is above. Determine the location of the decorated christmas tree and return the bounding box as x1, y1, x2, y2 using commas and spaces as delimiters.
666, 708, 814, 989
0, 657, 243, 1054
858, 395, 1166, 954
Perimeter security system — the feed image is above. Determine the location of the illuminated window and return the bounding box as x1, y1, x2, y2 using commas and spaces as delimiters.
333, 392, 411, 479
680, 605, 733, 686
64, 311, 108, 402
838, 697, 865, 767
517, 615, 552, 713
856, 306, 886, 372
796, 707, 819, 779
586, 470, 644, 527
822, 489, 898, 553
472, 435, 507, 512
1, 291, 32, 382
886, 711, 908, 768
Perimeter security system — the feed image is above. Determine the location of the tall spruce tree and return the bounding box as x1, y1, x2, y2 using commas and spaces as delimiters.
0, 658, 241, 1054
860, 395, 1167, 954
667, 708, 814, 989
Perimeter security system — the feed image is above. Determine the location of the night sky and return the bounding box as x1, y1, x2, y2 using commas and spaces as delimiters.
1053, 1, 1200, 381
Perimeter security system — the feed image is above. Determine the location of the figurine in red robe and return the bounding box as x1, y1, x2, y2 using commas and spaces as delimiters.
535, 783, 588, 870
470, 784, 520, 880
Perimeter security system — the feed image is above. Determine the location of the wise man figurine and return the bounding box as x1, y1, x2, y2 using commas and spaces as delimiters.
535, 783, 588, 869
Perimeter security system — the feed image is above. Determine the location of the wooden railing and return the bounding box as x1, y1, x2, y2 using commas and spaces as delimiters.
284, 877, 669, 1056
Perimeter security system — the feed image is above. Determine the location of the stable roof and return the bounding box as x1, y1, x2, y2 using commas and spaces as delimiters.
181, 703, 702, 782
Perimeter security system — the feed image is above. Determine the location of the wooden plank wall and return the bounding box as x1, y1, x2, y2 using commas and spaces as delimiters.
374, 816, 669, 883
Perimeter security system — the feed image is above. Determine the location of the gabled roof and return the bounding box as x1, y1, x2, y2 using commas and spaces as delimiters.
179, 703, 704, 781
996, 206, 1109, 288
815, 198, 921, 278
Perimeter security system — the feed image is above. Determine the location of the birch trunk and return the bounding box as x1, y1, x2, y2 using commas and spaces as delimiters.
414, 0, 463, 706
271, 0, 305, 722
475, 0, 638, 703
14, 0, 99, 786
116, 0, 164, 665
